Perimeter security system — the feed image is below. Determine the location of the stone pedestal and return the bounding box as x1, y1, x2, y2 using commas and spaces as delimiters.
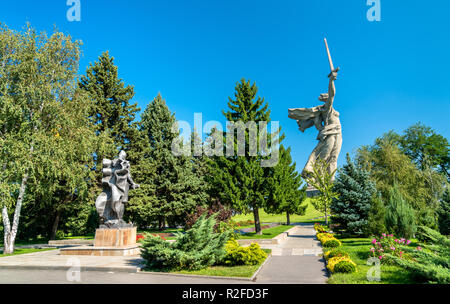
94, 227, 137, 247
60, 227, 140, 256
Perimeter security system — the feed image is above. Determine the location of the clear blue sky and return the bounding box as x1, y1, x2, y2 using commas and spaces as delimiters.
1, 0, 449, 169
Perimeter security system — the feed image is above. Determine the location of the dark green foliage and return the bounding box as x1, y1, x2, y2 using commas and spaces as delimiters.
366, 195, 386, 236
386, 226, 450, 284
323, 239, 341, 248
438, 189, 450, 235
399, 122, 450, 179
355, 126, 448, 230
79, 51, 139, 154
222, 239, 267, 266
140, 215, 230, 270
334, 260, 357, 273
265, 145, 307, 225
385, 186, 417, 239
128, 94, 208, 229
208, 79, 281, 234
331, 154, 377, 236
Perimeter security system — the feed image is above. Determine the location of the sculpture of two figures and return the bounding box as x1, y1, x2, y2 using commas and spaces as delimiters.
95, 150, 140, 229
288, 38, 342, 182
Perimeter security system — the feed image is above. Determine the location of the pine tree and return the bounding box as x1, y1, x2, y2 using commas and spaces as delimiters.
265, 145, 307, 225
131, 94, 207, 230
209, 79, 279, 234
331, 154, 377, 236
438, 188, 450, 235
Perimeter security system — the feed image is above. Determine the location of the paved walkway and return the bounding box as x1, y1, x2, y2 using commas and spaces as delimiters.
0, 224, 328, 283
255, 224, 328, 283
0, 250, 144, 273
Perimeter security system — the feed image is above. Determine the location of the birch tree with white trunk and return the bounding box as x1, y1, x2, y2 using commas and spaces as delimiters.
0, 23, 87, 254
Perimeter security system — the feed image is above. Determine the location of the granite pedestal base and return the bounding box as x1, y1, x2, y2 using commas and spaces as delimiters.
60, 227, 139, 256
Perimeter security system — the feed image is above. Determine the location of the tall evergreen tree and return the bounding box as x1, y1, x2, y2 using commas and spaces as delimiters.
265, 146, 307, 225
79, 51, 140, 163
331, 153, 377, 236
209, 79, 280, 234
130, 94, 207, 230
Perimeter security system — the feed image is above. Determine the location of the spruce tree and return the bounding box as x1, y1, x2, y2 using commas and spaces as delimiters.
79, 51, 140, 159
331, 154, 377, 236
132, 94, 207, 229
209, 79, 279, 234
265, 145, 307, 225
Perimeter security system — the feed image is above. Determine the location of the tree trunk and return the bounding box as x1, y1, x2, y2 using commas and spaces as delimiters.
158, 216, 165, 231
325, 206, 328, 225
2, 174, 28, 255
253, 207, 262, 235
286, 211, 291, 225
50, 209, 61, 240
2, 206, 12, 255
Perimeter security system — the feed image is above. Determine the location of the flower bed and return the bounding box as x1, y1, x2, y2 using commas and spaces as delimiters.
370, 233, 414, 263
137, 233, 167, 242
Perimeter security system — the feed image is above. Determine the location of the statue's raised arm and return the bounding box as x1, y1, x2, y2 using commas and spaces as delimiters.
287, 38, 343, 182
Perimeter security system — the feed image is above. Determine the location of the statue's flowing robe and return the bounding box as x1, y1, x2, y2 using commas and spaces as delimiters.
95, 159, 131, 220
290, 105, 342, 177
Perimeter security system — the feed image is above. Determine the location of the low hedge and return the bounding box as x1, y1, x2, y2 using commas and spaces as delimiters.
317, 232, 342, 248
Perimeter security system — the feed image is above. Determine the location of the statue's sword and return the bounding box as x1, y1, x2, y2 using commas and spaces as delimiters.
324, 38, 339, 76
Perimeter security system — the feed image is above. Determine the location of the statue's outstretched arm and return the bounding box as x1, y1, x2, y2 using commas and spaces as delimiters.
127, 172, 139, 189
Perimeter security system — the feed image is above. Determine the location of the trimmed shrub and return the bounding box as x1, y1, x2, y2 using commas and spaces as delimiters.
316, 233, 334, 243
327, 256, 357, 273
222, 239, 268, 266
314, 223, 328, 233
323, 238, 342, 248
334, 260, 357, 273
324, 248, 349, 260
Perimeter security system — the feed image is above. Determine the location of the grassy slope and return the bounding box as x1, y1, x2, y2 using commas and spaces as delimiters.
237, 225, 294, 239
327, 238, 416, 284
232, 198, 323, 224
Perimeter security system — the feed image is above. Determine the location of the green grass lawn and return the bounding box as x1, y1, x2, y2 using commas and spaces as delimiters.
232, 198, 323, 224
237, 225, 294, 239
154, 249, 272, 278
327, 237, 417, 284
0, 247, 56, 257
